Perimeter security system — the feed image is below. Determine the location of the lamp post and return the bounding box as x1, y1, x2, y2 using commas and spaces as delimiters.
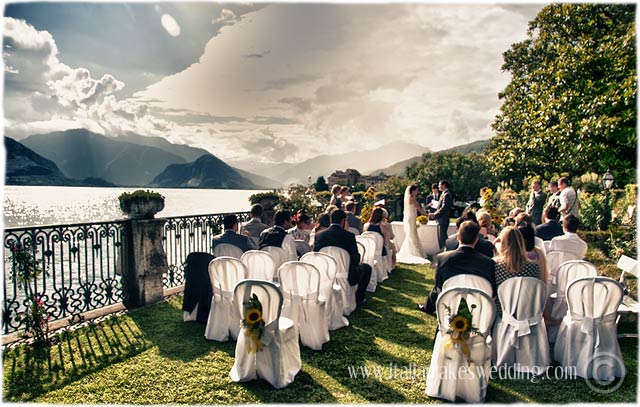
602, 169, 615, 230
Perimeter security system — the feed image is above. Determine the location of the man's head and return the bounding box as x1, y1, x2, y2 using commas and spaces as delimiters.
558, 177, 569, 190
250, 204, 263, 218
531, 179, 541, 192
345, 201, 356, 214
340, 186, 349, 196
549, 181, 559, 194
223, 214, 238, 231
329, 208, 347, 228
562, 214, 580, 233
455, 210, 478, 229
274, 210, 292, 228
457, 221, 480, 246
431, 183, 439, 194
544, 205, 559, 222
439, 180, 450, 192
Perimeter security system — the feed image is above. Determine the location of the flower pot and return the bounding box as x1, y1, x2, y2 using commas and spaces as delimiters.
258, 198, 278, 211
120, 197, 165, 219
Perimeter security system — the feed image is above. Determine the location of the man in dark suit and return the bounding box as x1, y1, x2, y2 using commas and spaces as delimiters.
419, 221, 495, 313
535, 206, 563, 241
313, 209, 372, 308
425, 183, 440, 214
212, 214, 257, 252
429, 180, 453, 251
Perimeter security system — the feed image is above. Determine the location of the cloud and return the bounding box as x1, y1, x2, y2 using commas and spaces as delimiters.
212, 9, 239, 26
243, 50, 270, 59
241, 127, 300, 161
160, 14, 181, 37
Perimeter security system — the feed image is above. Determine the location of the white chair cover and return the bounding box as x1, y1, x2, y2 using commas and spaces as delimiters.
426, 287, 496, 403
319, 246, 357, 316
295, 240, 312, 258
300, 252, 349, 330
362, 231, 389, 283
356, 241, 366, 264
493, 277, 550, 373
229, 280, 301, 388
278, 261, 330, 350
442, 274, 493, 296
348, 226, 360, 236
554, 276, 625, 379
550, 260, 598, 320
261, 246, 290, 282
356, 235, 378, 292
546, 250, 581, 291
241, 250, 276, 282
617, 255, 639, 316
205, 257, 247, 341
534, 236, 546, 254
543, 240, 552, 253
213, 243, 244, 259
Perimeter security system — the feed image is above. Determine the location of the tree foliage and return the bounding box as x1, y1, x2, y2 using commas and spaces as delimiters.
314, 176, 329, 192
489, 4, 636, 185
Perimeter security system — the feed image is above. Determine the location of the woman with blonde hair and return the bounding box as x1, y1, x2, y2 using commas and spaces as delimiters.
476, 209, 496, 241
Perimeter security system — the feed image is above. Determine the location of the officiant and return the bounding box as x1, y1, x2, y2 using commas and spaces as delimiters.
425, 183, 440, 214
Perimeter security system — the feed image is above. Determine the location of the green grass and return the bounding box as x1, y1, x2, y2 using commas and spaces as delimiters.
2, 263, 637, 404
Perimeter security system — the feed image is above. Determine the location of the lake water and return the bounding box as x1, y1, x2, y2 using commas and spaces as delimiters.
2, 186, 266, 228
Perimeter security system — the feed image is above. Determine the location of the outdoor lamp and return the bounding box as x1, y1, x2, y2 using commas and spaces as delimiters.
603, 170, 615, 190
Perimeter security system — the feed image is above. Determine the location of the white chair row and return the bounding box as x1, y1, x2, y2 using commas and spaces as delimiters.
355, 232, 390, 293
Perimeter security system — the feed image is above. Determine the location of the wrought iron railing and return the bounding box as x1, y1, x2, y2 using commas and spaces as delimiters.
162, 212, 250, 289
3, 221, 127, 335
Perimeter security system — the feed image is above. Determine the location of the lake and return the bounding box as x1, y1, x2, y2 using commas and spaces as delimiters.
2, 186, 266, 228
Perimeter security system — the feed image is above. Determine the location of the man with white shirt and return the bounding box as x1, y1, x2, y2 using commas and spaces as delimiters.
258, 210, 297, 261
548, 214, 587, 259
558, 177, 579, 219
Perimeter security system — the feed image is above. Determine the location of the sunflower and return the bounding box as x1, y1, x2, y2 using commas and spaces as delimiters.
450, 315, 469, 333
245, 308, 262, 325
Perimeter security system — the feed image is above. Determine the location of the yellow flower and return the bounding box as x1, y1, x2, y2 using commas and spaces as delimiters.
245, 308, 262, 325
450, 315, 469, 333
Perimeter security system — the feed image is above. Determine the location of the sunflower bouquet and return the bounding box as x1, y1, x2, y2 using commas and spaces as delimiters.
442, 297, 479, 364
241, 294, 265, 353
416, 215, 429, 226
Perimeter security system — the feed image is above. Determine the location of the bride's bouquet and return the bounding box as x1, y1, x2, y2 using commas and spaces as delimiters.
416, 215, 429, 226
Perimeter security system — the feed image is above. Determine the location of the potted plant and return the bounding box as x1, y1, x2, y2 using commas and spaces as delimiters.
118, 190, 165, 219
249, 191, 280, 211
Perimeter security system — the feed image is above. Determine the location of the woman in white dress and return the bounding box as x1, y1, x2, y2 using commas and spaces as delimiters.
396, 185, 430, 264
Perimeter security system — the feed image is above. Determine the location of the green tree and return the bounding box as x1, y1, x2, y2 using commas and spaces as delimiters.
489, 4, 636, 185
314, 176, 329, 192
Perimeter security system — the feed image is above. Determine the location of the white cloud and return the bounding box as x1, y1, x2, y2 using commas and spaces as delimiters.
160, 14, 181, 37
212, 9, 238, 26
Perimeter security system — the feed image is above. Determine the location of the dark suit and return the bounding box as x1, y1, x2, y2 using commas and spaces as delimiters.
212, 230, 256, 252
346, 212, 363, 234
535, 220, 563, 241
445, 235, 495, 259
182, 252, 215, 324
313, 224, 372, 306
432, 189, 453, 250
526, 190, 547, 226
424, 246, 496, 313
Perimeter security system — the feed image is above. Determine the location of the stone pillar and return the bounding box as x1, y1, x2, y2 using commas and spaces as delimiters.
122, 218, 168, 308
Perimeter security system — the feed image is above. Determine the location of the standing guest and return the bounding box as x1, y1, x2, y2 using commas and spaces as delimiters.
426, 183, 440, 214
339, 186, 350, 208
212, 214, 257, 253
309, 213, 331, 248
429, 180, 453, 251
363, 207, 388, 256
329, 185, 342, 209
548, 214, 587, 259
345, 201, 363, 234
546, 181, 561, 210
288, 212, 313, 244
478, 186, 489, 207
240, 204, 269, 240
492, 226, 542, 314
259, 210, 297, 261
535, 206, 563, 241
526, 179, 547, 226
558, 177, 579, 219
313, 209, 372, 308
418, 221, 495, 314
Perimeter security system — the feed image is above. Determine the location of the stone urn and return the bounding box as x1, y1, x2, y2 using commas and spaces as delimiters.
119, 190, 165, 220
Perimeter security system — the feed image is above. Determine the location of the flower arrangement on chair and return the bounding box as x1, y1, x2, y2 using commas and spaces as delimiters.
416, 215, 429, 226
242, 294, 265, 353
442, 297, 478, 364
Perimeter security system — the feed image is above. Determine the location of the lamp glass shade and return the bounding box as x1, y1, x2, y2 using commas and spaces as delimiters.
603, 172, 615, 189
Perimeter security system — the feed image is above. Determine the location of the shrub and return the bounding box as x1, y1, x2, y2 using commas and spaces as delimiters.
248, 191, 279, 205
118, 189, 164, 203
578, 192, 608, 231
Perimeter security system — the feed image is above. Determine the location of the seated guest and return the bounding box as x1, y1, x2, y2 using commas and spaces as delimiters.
548, 214, 587, 259
381, 208, 396, 270
493, 226, 542, 314
445, 212, 495, 258
309, 213, 331, 248
419, 221, 496, 314
259, 210, 297, 261
509, 207, 525, 218
363, 207, 388, 256
517, 222, 548, 285
535, 206, 563, 241
288, 212, 312, 243
313, 209, 372, 308
476, 209, 497, 240
212, 214, 257, 252
239, 204, 269, 239
345, 201, 363, 234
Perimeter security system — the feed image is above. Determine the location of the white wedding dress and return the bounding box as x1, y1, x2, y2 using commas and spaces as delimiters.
396, 187, 430, 265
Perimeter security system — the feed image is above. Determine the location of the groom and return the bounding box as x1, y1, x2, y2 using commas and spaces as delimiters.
429, 180, 453, 251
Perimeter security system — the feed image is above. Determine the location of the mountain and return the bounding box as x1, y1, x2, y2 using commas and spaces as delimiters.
370, 139, 492, 176
151, 154, 258, 189
113, 133, 211, 162
20, 129, 186, 186
4, 137, 113, 186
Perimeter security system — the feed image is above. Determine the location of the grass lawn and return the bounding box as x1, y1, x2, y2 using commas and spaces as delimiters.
2, 262, 637, 404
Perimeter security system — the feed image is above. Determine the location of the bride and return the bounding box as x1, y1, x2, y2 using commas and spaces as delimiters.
396, 185, 430, 264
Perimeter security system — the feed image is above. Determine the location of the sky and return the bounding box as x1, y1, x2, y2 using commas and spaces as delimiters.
2, 1, 544, 168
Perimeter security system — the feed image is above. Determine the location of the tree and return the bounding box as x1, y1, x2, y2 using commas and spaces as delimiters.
314, 176, 329, 192
489, 4, 636, 186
